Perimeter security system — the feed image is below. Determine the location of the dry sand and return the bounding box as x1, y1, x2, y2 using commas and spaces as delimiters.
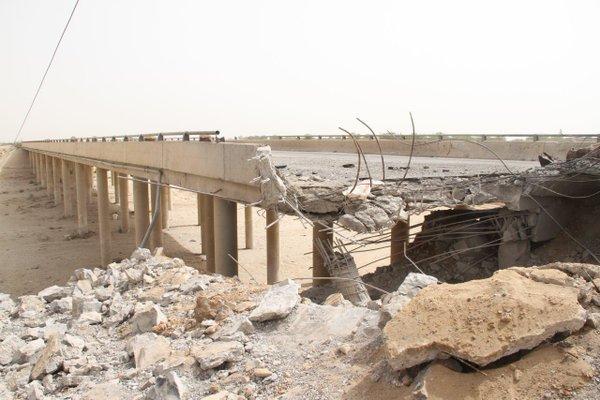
0, 147, 390, 297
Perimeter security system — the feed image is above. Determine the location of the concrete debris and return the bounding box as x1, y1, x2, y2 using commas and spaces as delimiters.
147, 371, 187, 400
0, 232, 599, 400
384, 269, 587, 370
131, 303, 167, 334
379, 272, 438, 328
249, 279, 300, 322
191, 341, 244, 370
127, 333, 171, 369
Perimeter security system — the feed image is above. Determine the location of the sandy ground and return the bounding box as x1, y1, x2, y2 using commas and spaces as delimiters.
0, 147, 392, 297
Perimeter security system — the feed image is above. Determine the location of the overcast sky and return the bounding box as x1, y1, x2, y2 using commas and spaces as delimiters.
1, 0, 599, 141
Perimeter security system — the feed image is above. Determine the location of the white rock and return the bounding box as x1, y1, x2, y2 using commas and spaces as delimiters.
5, 364, 32, 391
124, 268, 143, 284
71, 268, 98, 285
30, 334, 61, 381
0, 293, 15, 313
72, 296, 102, 319
94, 286, 114, 302
13, 295, 45, 317
191, 341, 244, 370
249, 279, 300, 322
17, 338, 45, 363
131, 303, 167, 334
378, 273, 438, 328
127, 333, 171, 369
37, 286, 70, 303
49, 297, 72, 314
63, 334, 86, 351
179, 276, 209, 294
200, 391, 237, 400
26, 380, 45, 400
77, 312, 102, 325
75, 279, 93, 294
43, 323, 67, 340
147, 371, 186, 400
0, 334, 26, 365
131, 248, 152, 262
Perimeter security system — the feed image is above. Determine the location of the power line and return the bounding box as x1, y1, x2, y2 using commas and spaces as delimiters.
13, 0, 81, 144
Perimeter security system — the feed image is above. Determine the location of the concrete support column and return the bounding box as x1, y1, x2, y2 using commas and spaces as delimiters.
197, 193, 202, 226
244, 206, 254, 249
111, 171, 120, 204
160, 186, 169, 229
200, 194, 215, 273
312, 220, 333, 287
149, 183, 163, 250
61, 159, 74, 217
118, 174, 130, 233
167, 187, 172, 210
213, 198, 238, 277
32, 154, 38, 182
40, 155, 47, 187
133, 178, 150, 247
86, 166, 93, 204
266, 208, 280, 284
390, 219, 410, 266
52, 157, 61, 205
74, 163, 89, 234
45, 156, 53, 196
96, 168, 111, 266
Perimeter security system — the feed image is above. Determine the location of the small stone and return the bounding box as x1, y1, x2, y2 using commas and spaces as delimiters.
18, 338, 45, 363
201, 391, 237, 400
49, 297, 72, 314
38, 286, 70, 303
94, 286, 114, 302
75, 279, 93, 294
72, 296, 102, 319
147, 371, 186, 400
77, 311, 103, 325
249, 279, 300, 322
131, 247, 152, 262
337, 344, 351, 355
26, 380, 45, 400
0, 334, 26, 365
131, 303, 167, 334
253, 368, 273, 378
127, 333, 171, 369
586, 312, 600, 329
30, 334, 61, 381
191, 341, 244, 370
323, 293, 345, 306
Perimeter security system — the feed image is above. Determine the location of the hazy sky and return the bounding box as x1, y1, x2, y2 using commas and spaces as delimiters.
1, 0, 599, 141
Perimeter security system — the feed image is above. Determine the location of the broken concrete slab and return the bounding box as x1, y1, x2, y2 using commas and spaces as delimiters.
412, 345, 594, 400
146, 371, 186, 400
249, 279, 300, 322
384, 268, 587, 370
127, 333, 171, 370
191, 341, 244, 370
130, 303, 167, 334
38, 285, 71, 303
378, 273, 438, 328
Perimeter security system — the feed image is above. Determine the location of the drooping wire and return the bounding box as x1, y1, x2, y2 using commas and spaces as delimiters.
13, 0, 81, 144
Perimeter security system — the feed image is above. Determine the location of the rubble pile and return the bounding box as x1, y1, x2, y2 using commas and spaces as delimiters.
0, 248, 599, 399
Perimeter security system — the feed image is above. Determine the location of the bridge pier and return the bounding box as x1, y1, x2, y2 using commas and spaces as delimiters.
111, 171, 120, 204
61, 159, 74, 217
266, 208, 280, 284
52, 157, 61, 205
118, 173, 129, 233
96, 168, 112, 266
390, 219, 410, 266
244, 206, 254, 249
197, 193, 202, 226
160, 186, 169, 229
74, 163, 89, 234
201, 194, 215, 273
45, 156, 53, 196
150, 182, 163, 250
213, 197, 237, 277
312, 220, 333, 286
39, 155, 46, 187
133, 177, 150, 247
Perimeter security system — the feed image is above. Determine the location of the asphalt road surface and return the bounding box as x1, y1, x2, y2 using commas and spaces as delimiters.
271, 150, 537, 182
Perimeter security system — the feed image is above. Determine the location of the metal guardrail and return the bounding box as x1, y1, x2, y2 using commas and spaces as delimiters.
239, 133, 600, 142
24, 131, 221, 143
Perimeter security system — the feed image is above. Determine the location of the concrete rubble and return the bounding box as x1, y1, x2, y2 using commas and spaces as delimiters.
0, 248, 598, 399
